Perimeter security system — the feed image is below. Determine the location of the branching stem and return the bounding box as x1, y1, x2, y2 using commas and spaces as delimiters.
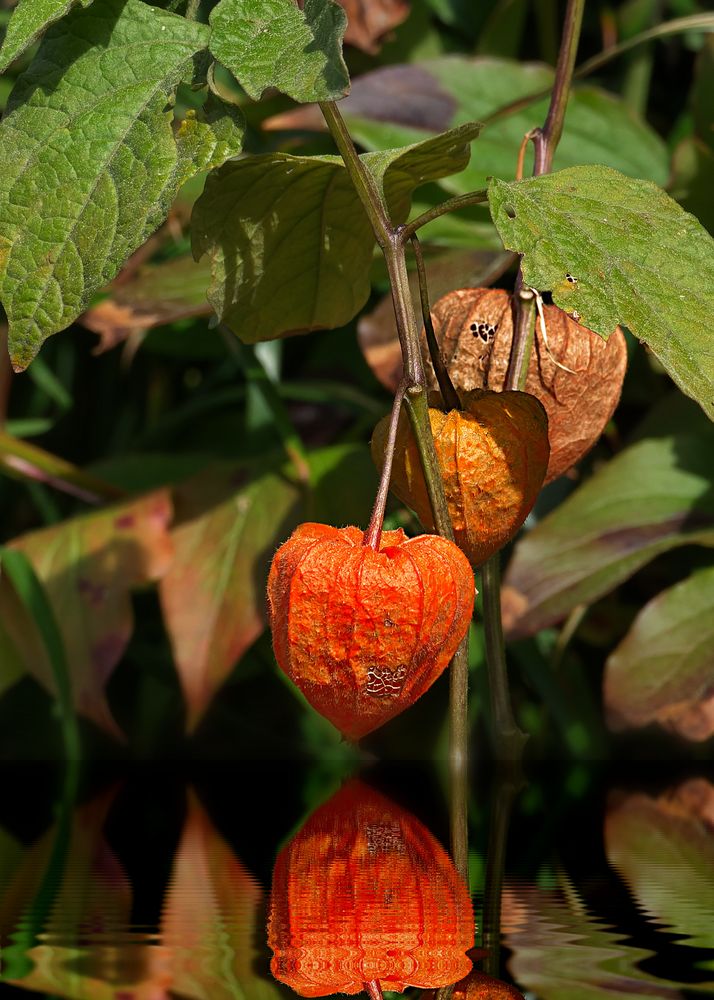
399, 189, 488, 241
319, 101, 469, 772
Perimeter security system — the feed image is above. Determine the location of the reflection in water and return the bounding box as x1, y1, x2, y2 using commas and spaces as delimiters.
605, 780, 714, 953
268, 780, 474, 996
0, 772, 712, 1000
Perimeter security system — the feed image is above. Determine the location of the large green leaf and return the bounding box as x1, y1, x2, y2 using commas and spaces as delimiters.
329, 58, 669, 189
192, 123, 479, 342
0, 0, 244, 370
604, 566, 714, 741
0, 0, 94, 73
209, 0, 348, 103
503, 427, 714, 639
489, 166, 714, 419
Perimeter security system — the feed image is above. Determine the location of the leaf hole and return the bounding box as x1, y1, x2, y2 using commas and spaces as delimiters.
504, 204, 516, 219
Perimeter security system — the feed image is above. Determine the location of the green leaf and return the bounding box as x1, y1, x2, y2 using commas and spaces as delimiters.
489, 165, 714, 419
0, 0, 94, 74
209, 0, 349, 103
503, 426, 714, 639
192, 124, 479, 342
604, 566, 714, 741
336, 58, 669, 190
0, 0, 244, 370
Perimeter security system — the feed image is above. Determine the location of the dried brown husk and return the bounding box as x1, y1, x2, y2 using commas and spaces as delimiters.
424, 288, 628, 482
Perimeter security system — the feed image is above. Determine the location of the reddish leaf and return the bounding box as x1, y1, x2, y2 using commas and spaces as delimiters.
162, 790, 282, 1000
79, 255, 214, 353
3, 790, 134, 1000
159, 466, 302, 733
424, 289, 627, 482
9, 492, 174, 739
339, 0, 410, 53
605, 567, 714, 742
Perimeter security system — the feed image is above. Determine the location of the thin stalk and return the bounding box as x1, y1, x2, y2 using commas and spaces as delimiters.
410, 235, 460, 411
481, 556, 528, 759
364, 982, 384, 1000
221, 330, 311, 486
400, 189, 488, 242
363, 381, 407, 551
0, 431, 125, 504
532, 0, 586, 174
480, 0, 585, 759
403, 390, 454, 541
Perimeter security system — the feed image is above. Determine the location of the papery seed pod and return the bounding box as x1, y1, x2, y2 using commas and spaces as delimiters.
267, 523, 475, 740
359, 287, 627, 483
268, 780, 474, 996
371, 390, 549, 566
423, 968, 525, 999
424, 288, 627, 483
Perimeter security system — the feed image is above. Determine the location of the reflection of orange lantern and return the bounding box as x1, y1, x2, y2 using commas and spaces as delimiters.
424, 967, 525, 999
268, 780, 474, 997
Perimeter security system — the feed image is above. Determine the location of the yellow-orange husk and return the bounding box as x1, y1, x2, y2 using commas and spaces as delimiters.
371, 390, 549, 566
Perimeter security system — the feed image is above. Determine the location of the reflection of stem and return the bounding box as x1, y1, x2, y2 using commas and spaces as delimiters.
1, 762, 79, 980
365, 981, 384, 999
482, 766, 523, 979
481, 557, 528, 759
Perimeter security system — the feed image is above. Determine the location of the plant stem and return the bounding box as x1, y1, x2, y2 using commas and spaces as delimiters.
364, 982, 384, 1000
363, 381, 407, 550
480, 0, 586, 759
481, 556, 528, 758
410, 235, 461, 411
0, 431, 125, 504
400, 189, 488, 241
532, 0, 586, 174
320, 100, 469, 770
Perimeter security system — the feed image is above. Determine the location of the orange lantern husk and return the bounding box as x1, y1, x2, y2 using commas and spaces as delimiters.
267, 523, 475, 740
268, 780, 475, 996
371, 390, 549, 566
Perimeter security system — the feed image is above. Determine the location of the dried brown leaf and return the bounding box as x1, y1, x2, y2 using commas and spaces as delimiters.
357, 251, 511, 392
80, 255, 213, 354
339, 0, 410, 54
423, 288, 627, 482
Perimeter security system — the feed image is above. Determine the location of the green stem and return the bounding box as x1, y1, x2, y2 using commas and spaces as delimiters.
410, 235, 461, 411
319, 101, 469, 772
532, 0, 586, 174
481, 0, 585, 760
481, 556, 528, 758
220, 331, 311, 486
400, 189, 488, 241
363, 381, 407, 551
0, 431, 124, 504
